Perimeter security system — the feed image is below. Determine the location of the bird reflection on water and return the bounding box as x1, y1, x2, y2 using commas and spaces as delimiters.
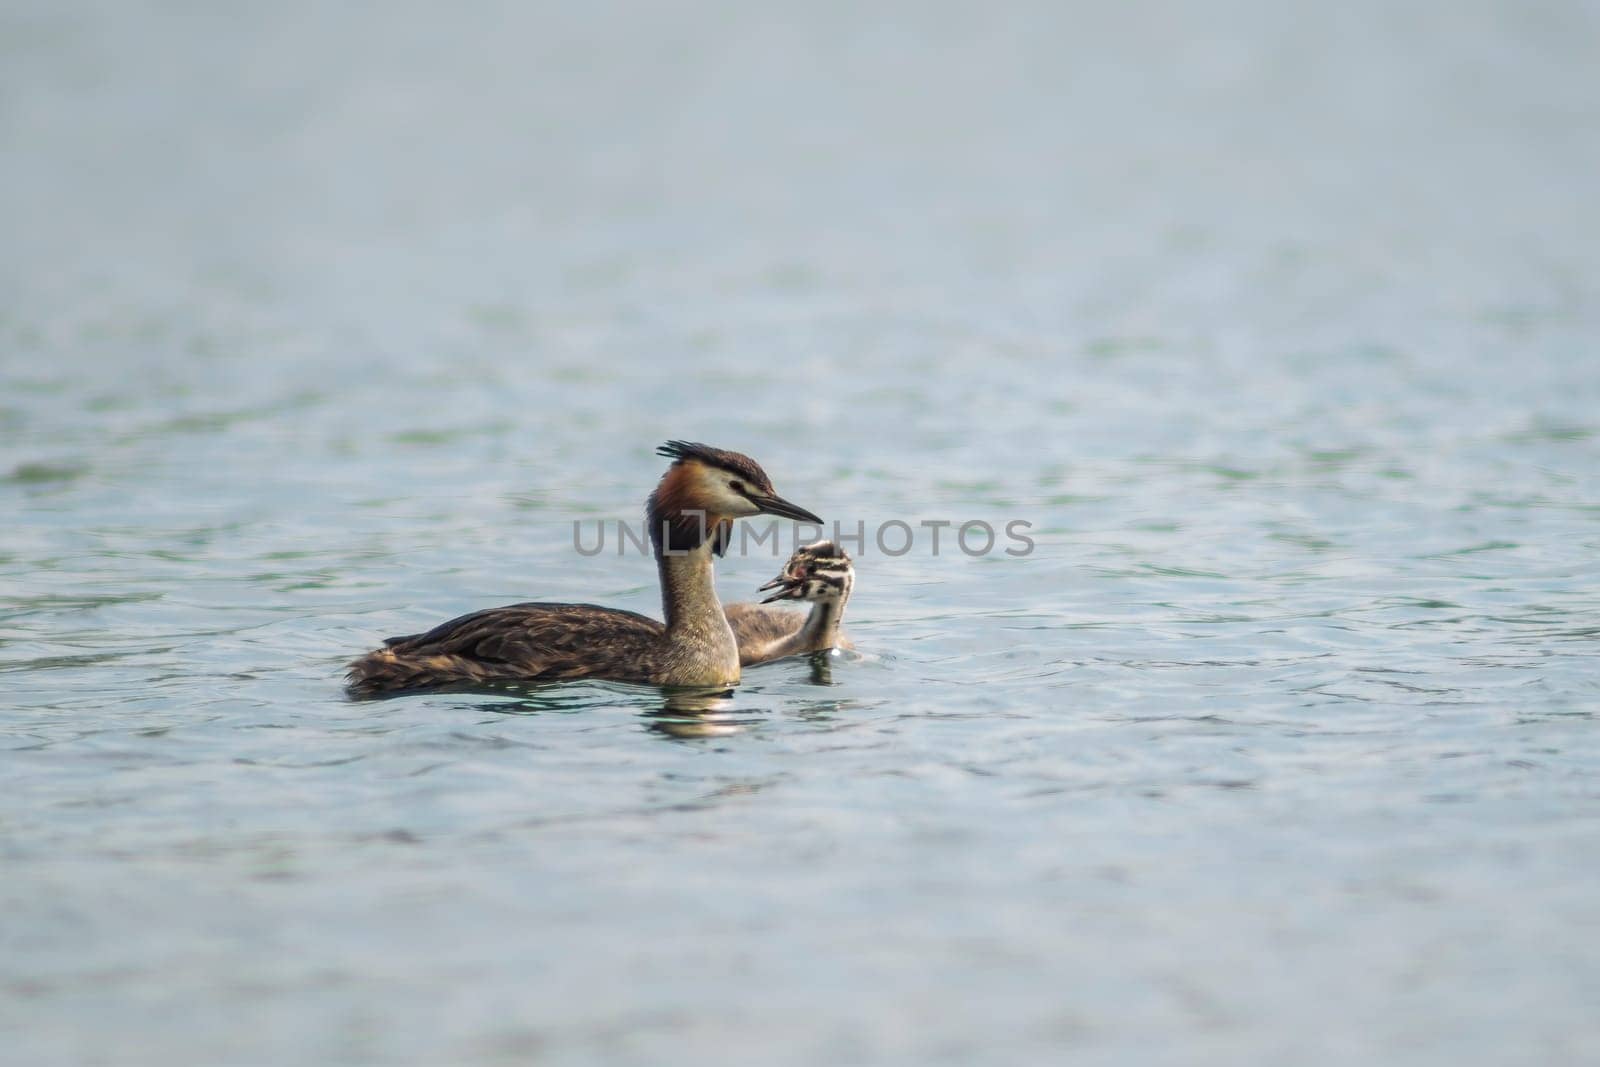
643, 651, 853, 739
643, 687, 754, 740
422, 650, 852, 740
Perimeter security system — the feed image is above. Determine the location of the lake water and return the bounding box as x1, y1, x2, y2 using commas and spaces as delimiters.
4, 2, 1599, 1064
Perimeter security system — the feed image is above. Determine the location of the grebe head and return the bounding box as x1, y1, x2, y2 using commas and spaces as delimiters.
648, 441, 823, 556
759, 540, 854, 604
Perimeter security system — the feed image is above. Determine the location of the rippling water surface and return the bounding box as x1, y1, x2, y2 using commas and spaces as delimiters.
4, 2, 1599, 1064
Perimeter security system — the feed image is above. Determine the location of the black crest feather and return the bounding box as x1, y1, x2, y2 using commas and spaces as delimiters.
656, 440, 709, 463
655, 440, 771, 488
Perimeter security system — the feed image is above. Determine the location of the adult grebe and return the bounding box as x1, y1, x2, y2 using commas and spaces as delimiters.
725, 541, 854, 666
346, 441, 823, 696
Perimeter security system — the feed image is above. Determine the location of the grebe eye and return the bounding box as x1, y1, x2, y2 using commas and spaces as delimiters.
729, 480, 745, 493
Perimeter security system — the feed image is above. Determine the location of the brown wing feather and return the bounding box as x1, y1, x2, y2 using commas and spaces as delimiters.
348, 602, 666, 696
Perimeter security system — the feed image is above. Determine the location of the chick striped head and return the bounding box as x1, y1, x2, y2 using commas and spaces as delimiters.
759, 540, 854, 604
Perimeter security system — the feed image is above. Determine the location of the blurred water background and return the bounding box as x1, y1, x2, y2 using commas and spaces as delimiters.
3, 1, 1599, 1063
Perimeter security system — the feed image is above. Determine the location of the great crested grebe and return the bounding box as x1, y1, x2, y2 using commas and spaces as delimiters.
345, 441, 823, 696
725, 541, 854, 666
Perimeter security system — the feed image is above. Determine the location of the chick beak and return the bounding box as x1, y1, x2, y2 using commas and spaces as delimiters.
759, 581, 803, 604
758, 570, 803, 603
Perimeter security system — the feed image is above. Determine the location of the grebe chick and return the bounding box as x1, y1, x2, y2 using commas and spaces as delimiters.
725, 541, 854, 666
346, 441, 823, 697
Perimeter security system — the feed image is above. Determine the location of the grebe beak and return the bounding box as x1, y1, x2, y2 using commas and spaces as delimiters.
751, 493, 822, 525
